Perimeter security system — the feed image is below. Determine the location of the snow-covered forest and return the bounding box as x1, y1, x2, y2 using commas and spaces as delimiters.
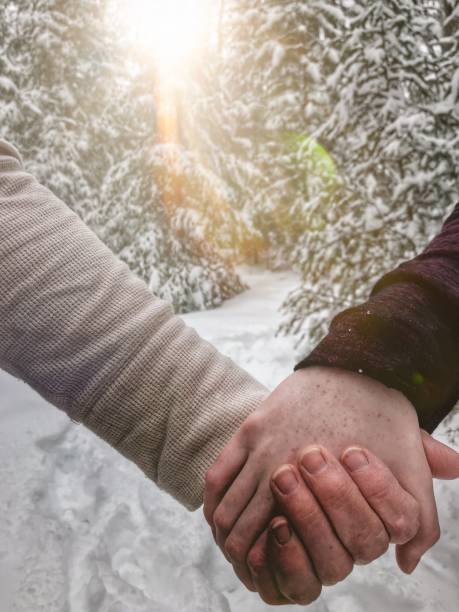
1, 0, 459, 610
2, 0, 458, 344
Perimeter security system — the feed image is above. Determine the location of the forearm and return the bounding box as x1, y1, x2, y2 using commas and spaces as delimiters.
0, 141, 268, 509
297, 203, 459, 433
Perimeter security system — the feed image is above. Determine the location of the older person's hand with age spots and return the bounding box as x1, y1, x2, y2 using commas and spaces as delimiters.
261, 432, 459, 606
203, 367, 459, 606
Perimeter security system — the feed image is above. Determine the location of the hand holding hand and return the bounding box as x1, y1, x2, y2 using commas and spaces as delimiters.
244, 444, 421, 605
204, 367, 458, 603
256, 435, 459, 605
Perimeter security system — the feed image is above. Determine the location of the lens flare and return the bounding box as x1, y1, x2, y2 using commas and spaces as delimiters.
119, 0, 211, 73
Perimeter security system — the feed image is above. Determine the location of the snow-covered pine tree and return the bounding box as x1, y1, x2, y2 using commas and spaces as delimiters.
95, 59, 246, 310
187, 0, 341, 267
442, 0, 459, 36
187, 0, 458, 345
0, 0, 116, 219
179, 52, 266, 265
1, 0, 245, 312
281, 0, 459, 348
93, 7, 247, 311
0, 5, 21, 136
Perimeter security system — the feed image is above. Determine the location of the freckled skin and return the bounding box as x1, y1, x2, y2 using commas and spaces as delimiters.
206, 366, 440, 593
249, 367, 421, 497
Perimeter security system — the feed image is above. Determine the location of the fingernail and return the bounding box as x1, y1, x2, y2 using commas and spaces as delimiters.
342, 448, 369, 472
301, 448, 327, 474
272, 521, 291, 546
273, 466, 298, 494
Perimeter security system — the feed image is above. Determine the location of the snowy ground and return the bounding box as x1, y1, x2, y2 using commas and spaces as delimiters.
0, 268, 457, 612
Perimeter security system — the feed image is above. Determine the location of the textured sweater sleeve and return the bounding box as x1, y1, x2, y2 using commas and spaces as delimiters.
0, 140, 268, 510
296, 203, 459, 434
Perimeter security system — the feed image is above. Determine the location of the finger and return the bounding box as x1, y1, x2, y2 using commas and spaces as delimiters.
204, 442, 249, 531
381, 433, 443, 575
298, 446, 390, 564
271, 464, 353, 585
213, 460, 259, 551
223, 483, 275, 593
341, 447, 421, 544
421, 430, 459, 480
246, 530, 290, 605
396, 476, 440, 574
267, 517, 322, 606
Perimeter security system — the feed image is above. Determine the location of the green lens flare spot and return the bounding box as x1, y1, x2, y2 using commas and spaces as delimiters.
282, 131, 336, 181
412, 372, 425, 386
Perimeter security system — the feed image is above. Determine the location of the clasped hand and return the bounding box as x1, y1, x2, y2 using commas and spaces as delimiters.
204, 367, 459, 606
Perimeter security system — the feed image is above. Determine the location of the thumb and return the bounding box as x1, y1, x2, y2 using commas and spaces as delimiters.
421, 430, 459, 480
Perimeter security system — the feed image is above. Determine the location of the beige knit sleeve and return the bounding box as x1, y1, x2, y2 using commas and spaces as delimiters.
0, 140, 268, 510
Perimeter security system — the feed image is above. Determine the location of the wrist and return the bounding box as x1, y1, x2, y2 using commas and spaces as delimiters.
295, 281, 459, 433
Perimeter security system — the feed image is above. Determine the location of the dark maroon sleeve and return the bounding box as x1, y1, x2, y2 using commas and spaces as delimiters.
296, 203, 459, 433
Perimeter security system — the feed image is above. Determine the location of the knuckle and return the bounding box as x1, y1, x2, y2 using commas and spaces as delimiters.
374, 530, 390, 556
351, 526, 389, 563
260, 593, 285, 606
391, 515, 419, 544
389, 497, 421, 543
240, 412, 263, 441
321, 558, 353, 586
391, 517, 411, 543
213, 508, 231, 535
289, 583, 322, 606
225, 536, 246, 564
247, 547, 267, 576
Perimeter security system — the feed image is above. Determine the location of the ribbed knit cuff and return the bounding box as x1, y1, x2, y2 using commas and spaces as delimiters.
295, 282, 459, 433
85, 317, 268, 510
